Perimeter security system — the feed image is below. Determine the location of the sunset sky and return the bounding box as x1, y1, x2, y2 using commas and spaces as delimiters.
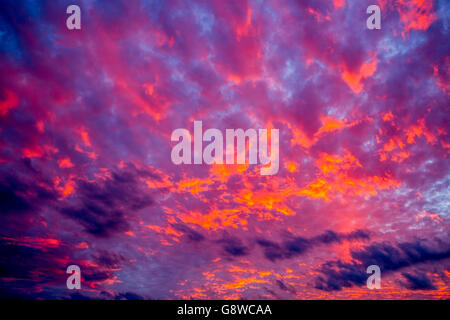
0, 0, 449, 299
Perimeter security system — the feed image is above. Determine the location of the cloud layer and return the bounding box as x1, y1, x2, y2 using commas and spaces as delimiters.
0, 0, 449, 299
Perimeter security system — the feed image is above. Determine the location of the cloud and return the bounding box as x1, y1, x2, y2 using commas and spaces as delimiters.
401, 272, 436, 290
60, 164, 157, 237
0, 162, 57, 217
171, 223, 205, 242
312, 229, 371, 244
115, 292, 144, 300
220, 237, 249, 257
314, 239, 450, 291
0, 237, 75, 299
0, 236, 128, 299
0, 0, 448, 299
94, 250, 125, 269
257, 229, 370, 261
0, 176, 33, 215
276, 279, 296, 294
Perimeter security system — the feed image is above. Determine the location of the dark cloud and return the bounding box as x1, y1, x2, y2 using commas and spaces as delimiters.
0, 237, 69, 299
60, 164, 156, 237
220, 237, 249, 257
0, 162, 57, 217
94, 250, 125, 269
82, 271, 112, 283
401, 272, 436, 290
69, 292, 94, 300
172, 223, 205, 242
115, 292, 144, 300
313, 229, 371, 244
0, 237, 122, 299
257, 229, 370, 261
283, 236, 311, 258
276, 280, 296, 295
0, 178, 32, 214
352, 240, 450, 271
0, 238, 64, 284
0, 0, 448, 300
314, 239, 450, 291
61, 206, 129, 238
256, 239, 285, 261
314, 260, 367, 292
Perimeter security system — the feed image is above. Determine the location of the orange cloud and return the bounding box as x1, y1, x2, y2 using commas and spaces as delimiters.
398, 0, 436, 35
285, 162, 298, 173
224, 277, 268, 289
179, 208, 247, 231
405, 118, 436, 144
178, 177, 213, 195
76, 127, 92, 147
379, 0, 437, 37
299, 150, 400, 200
316, 116, 347, 136
289, 116, 369, 148
54, 175, 76, 198
75, 242, 89, 249
342, 55, 378, 94
417, 211, 443, 223
378, 118, 436, 162
58, 157, 74, 168
382, 112, 394, 122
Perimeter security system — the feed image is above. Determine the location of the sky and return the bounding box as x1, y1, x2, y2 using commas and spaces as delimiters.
0, 0, 449, 299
